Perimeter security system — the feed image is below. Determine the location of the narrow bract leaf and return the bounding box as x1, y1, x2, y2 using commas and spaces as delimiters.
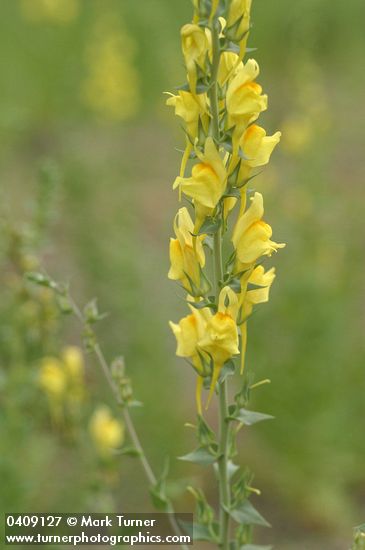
196, 216, 222, 235
228, 500, 271, 527
230, 408, 274, 426
179, 447, 218, 465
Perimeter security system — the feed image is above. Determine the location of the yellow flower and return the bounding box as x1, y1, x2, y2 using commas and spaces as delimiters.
20, 0, 79, 24
166, 90, 208, 140
218, 52, 243, 87
239, 265, 276, 316
181, 24, 210, 92
232, 192, 285, 264
168, 207, 206, 293
81, 18, 139, 121
62, 346, 85, 405
62, 346, 84, 382
235, 124, 281, 181
173, 137, 227, 229
226, 59, 267, 128
227, 0, 252, 56
199, 287, 240, 403
39, 357, 66, 398
238, 265, 276, 372
89, 406, 124, 458
169, 306, 211, 412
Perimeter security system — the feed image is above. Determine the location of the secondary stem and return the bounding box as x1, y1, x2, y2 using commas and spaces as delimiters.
68, 295, 189, 550
209, 17, 231, 550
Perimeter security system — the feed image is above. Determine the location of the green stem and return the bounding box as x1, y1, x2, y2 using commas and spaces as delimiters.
209, 18, 231, 550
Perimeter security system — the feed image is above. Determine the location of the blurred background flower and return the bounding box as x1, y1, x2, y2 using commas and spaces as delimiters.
20, 0, 79, 24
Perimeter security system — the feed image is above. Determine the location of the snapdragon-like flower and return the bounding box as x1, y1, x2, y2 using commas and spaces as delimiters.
236, 124, 281, 181
238, 265, 276, 372
169, 305, 211, 412
227, 0, 252, 56
173, 137, 227, 229
166, 91, 208, 141
232, 192, 285, 265
168, 207, 206, 293
226, 59, 268, 155
166, 90, 209, 177
198, 286, 240, 403
218, 51, 243, 87
181, 23, 211, 92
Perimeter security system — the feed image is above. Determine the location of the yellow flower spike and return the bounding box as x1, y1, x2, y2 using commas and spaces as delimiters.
181, 24, 210, 93
89, 406, 124, 459
173, 136, 227, 212
232, 192, 285, 265
81, 19, 139, 121
168, 207, 205, 292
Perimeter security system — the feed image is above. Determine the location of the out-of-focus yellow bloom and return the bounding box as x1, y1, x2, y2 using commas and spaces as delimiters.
20, 0, 79, 24
39, 357, 66, 398
166, 90, 208, 140
62, 346, 84, 382
181, 24, 210, 92
168, 207, 206, 293
62, 345, 85, 405
235, 124, 281, 181
199, 286, 240, 403
226, 59, 267, 154
238, 265, 276, 372
173, 137, 227, 229
232, 192, 285, 264
89, 406, 124, 459
81, 18, 139, 121
227, 0, 252, 56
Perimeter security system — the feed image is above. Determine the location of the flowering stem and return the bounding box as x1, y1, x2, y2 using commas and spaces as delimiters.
209, 18, 231, 550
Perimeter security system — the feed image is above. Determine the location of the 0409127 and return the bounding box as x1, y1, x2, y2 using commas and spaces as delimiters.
6, 515, 62, 528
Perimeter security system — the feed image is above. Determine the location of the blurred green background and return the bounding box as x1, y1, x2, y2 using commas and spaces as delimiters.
0, 0, 364, 548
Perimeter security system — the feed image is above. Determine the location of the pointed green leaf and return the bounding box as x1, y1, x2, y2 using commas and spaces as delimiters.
179, 447, 218, 465
196, 216, 222, 235
229, 408, 274, 426
227, 500, 271, 527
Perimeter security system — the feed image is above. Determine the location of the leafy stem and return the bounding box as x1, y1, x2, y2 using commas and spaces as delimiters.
209, 16, 232, 550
